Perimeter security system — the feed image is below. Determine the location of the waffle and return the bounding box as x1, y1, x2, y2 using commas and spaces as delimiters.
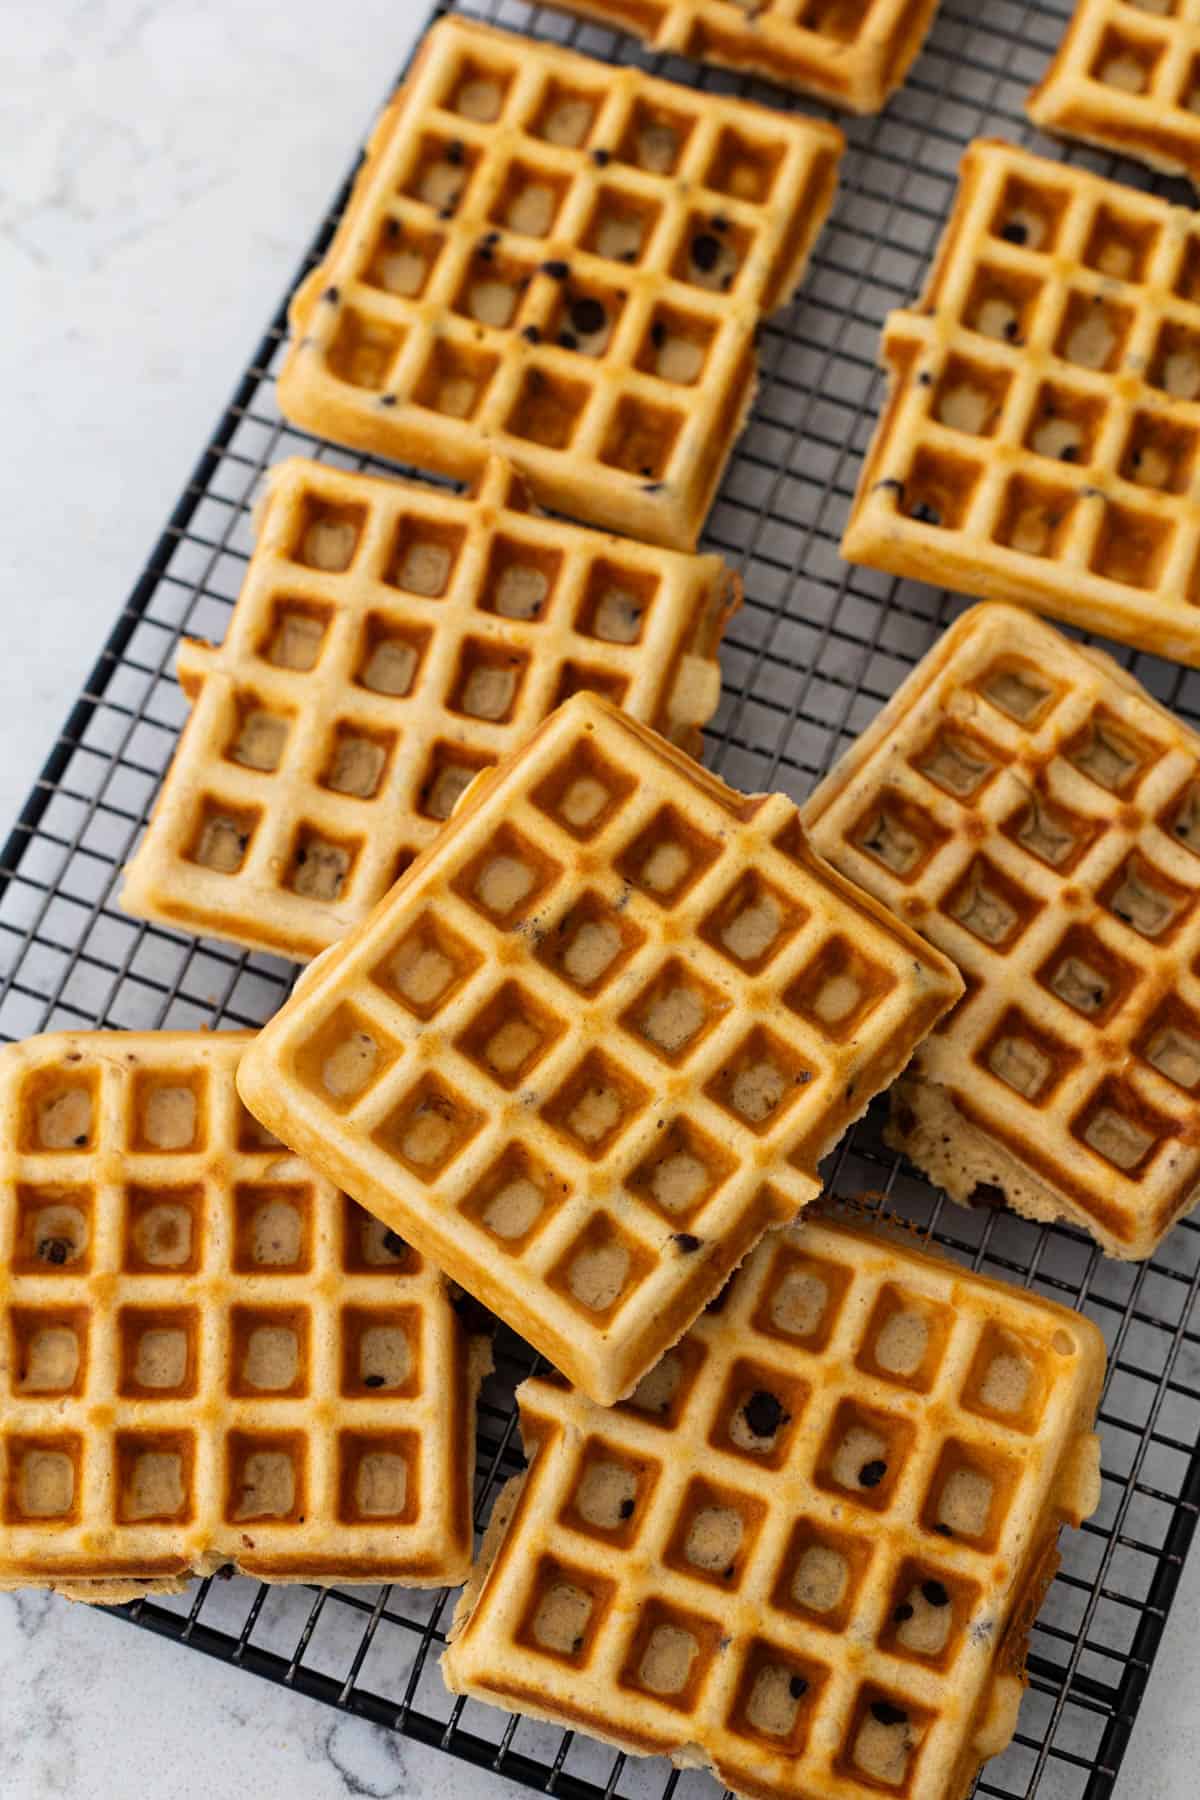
0, 1030, 489, 1600
534, 0, 939, 113
235, 692, 962, 1406
118, 454, 738, 963
275, 17, 844, 552
843, 139, 1200, 666
1029, 0, 1200, 187
803, 600, 1200, 1260
443, 1206, 1104, 1800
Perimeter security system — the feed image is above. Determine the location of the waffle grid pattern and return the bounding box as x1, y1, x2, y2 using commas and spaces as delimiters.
0, 1033, 479, 1588
277, 17, 844, 549
1029, 0, 1200, 187
1, 0, 1199, 1791
118, 453, 736, 961
805, 604, 1200, 1260
237, 694, 958, 1405
528, 0, 941, 113
445, 1216, 1103, 1800
844, 141, 1200, 666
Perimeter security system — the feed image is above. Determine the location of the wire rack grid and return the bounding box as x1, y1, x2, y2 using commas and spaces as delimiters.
4, 0, 1200, 1795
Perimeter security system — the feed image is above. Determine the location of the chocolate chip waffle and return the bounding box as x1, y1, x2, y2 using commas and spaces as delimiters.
843, 139, 1200, 666
276, 17, 844, 551
235, 692, 962, 1406
442, 1207, 1104, 1800
0, 1030, 488, 1600
1029, 0, 1200, 187
804, 600, 1200, 1260
532, 0, 939, 113
118, 454, 737, 963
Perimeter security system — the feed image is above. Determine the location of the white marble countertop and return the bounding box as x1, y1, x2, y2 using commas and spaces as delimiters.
2, 2, 1199, 1796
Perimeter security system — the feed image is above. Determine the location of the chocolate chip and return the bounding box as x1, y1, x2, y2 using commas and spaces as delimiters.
691, 233, 720, 273
521, 325, 541, 345
874, 476, 904, 495
712, 215, 729, 234
1000, 221, 1028, 245
476, 243, 493, 263
673, 1232, 701, 1252
966, 1182, 1005, 1210
892, 1602, 914, 1624
446, 140, 465, 166
382, 1229, 408, 1258
933, 1522, 954, 1538
922, 1579, 950, 1607
378, 394, 397, 407
642, 480, 664, 493
570, 296, 606, 336
558, 331, 578, 350
1060, 444, 1078, 462
910, 501, 941, 526
363, 1374, 386, 1389
484, 229, 501, 245
37, 1238, 71, 1265
215, 1563, 235, 1580
438, 204, 457, 221
541, 259, 570, 279
385, 218, 401, 240
859, 1459, 887, 1488
743, 1389, 788, 1438
618, 1497, 635, 1519
73, 1134, 87, 1147
871, 1700, 908, 1727
917, 370, 933, 387
619, 248, 637, 264
571, 1634, 584, 1654
322, 284, 340, 304
1003, 318, 1021, 343
723, 1563, 735, 1579
649, 319, 666, 349
788, 1674, 808, 1699
591, 148, 611, 166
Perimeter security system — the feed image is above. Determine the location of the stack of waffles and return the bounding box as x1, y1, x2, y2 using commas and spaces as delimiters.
12, 7, 1174, 1797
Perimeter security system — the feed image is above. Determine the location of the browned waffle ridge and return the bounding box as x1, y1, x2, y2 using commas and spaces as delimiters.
804, 600, 1200, 1260
842, 139, 1200, 666
1029, 0, 1200, 187
236, 691, 962, 1405
0, 1030, 488, 1600
527, 0, 942, 114
276, 17, 844, 551
119, 453, 738, 962
443, 1210, 1105, 1800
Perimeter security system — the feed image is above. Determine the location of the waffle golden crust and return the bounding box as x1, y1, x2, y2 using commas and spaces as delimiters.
803, 601, 1200, 1260
528, 0, 939, 113
843, 139, 1200, 667
1029, 0, 1200, 187
443, 1210, 1105, 1800
236, 692, 962, 1406
0, 1031, 489, 1600
118, 454, 738, 963
275, 17, 843, 551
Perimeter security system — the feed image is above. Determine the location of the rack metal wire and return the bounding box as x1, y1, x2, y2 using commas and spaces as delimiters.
4, 0, 1200, 1793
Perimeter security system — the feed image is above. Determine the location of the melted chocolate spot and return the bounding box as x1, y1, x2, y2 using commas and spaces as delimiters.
743, 1389, 788, 1438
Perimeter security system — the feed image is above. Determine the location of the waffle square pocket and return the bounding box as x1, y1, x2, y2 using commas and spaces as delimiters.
236, 692, 962, 1405
443, 1211, 1104, 1800
805, 600, 1200, 1259
119, 454, 737, 962
275, 17, 844, 550
1029, 0, 1200, 187
843, 140, 1200, 666
0, 1031, 488, 1600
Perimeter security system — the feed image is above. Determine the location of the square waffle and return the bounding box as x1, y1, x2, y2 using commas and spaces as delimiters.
540, 0, 940, 114
1029, 0, 1200, 187
118, 453, 738, 963
843, 139, 1200, 667
275, 17, 844, 551
804, 601, 1200, 1260
0, 1030, 489, 1600
235, 692, 962, 1406
443, 1207, 1104, 1800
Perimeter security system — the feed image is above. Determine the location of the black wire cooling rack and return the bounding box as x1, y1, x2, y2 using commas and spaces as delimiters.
6, 0, 1200, 1794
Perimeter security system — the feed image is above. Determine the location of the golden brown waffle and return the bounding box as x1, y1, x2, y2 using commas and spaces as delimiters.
803, 601, 1200, 1260
235, 692, 962, 1406
119, 454, 737, 963
0, 1031, 488, 1599
443, 1208, 1104, 1800
531, 0, 939, 113
843, 139, 1200, 666
1029, 0, 1200, 186
276, 17, 844, 551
